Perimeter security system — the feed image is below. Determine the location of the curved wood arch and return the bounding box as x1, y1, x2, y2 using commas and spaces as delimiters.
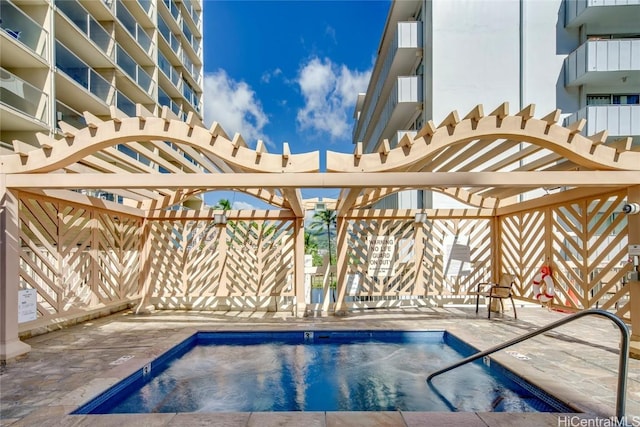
350, 186, 498, 210
2, 116, 319, 174
326, 104, 640, 173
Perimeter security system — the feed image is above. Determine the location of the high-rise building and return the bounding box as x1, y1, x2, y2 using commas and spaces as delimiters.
353, 0, 640, 209
1, 0, 203, 155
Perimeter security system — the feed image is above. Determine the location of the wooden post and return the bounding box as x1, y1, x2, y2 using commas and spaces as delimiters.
294, 218, 306, 317
333, 218, 349, 315
414, 216, 426, 298
0, 178, 31, 361
627, 186, 640, 348
134, 218, 154, 313
491, 215, 502, 282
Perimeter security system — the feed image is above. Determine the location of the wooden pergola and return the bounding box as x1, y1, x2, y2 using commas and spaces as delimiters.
1, 102, 639, 361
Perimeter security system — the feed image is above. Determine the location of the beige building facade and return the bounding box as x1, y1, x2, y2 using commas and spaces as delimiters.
1, 0, 203, 157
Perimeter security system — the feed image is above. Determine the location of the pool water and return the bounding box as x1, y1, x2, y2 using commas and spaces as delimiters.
74, 331, 573, 414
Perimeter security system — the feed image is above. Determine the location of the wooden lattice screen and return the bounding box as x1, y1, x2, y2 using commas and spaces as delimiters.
500, 190, 631, 321
147, 217, 296, 310
335, 214, 492, 309
18, 193, 141, 325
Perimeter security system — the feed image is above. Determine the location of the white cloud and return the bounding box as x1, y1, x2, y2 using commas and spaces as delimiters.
232, 201, 257, 210
261, 68, 282, 83
296, 57, 371, 141
203, 69, 270, 146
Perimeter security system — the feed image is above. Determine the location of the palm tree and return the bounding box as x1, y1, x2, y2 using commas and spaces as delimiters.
214, 198, 232, 211
310, 209, 336, 265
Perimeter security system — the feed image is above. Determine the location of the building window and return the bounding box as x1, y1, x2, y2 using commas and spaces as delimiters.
587, 94, 640, 106
613, 94, 639, 105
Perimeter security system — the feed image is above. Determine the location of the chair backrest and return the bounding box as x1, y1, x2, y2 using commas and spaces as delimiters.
493, 274, 515, 297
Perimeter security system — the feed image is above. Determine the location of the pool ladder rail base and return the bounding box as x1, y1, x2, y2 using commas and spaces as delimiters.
426, 309, 630, 422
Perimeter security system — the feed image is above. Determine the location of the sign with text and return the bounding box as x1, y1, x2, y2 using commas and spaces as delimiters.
444, 235, 471, 277
367, 236, 396, 277
18, 289, 37, 323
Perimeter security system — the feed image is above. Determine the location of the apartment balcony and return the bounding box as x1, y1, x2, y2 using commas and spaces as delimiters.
367, 76, 423, 152
115, 0, 154, 58
0, 67, 49, 130
565, 0, 640, 28
564, 104, 640, 137
353, 21, 422, 143
565, 39, 640, 87
115, 44, 155, 97
0, 0, 49, 65
158, 15, 182, 58
55, 41, 114, 114
55, 101, 85, 131
55, 0, 114, 65
158, 51, 181, 90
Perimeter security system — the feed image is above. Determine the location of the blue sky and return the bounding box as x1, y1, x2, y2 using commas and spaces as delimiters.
201, 0, 390, 209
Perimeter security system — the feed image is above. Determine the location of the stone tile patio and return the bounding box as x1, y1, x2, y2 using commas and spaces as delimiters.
1, 306, 638, 426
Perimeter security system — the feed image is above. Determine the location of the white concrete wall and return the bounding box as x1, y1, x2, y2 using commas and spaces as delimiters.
430, 0, 521, 124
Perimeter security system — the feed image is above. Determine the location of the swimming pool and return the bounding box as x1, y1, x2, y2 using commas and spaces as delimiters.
73, 330, 574, 414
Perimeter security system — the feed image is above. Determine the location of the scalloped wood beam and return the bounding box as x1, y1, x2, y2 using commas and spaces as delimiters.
490, 102, 509, 119
541, 109, 562, 126
416, 120, 437, 139
438, 110, 460, 129
464, 104, 484, 123
209, 121, 229, 139
0, 116, 320, 174
516, 104, 535, 121
161, 105, 180, 123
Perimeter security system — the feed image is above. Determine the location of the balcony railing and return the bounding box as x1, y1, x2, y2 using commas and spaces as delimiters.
565, 0, 640, 27
55, 0, 113, 58
564, 104, 640, 137
353, 21, 422, 142
56, 41, 113, 103
159, 86, 181, 117
116, 44, 154, 95
565, 39, 640, 86
55, 101, 85, 130
159, 15, 181, 55
1, 0, 49, 60
182, 0, 201, 31
136, 0, 153, 16
115, 90, 135, 117
0, 67, 49, 124
367, 76, 423, 151
162, 0, 180, 24
158, 51, 181, 88
115, 0, 153, 55
181, 50, 197, 80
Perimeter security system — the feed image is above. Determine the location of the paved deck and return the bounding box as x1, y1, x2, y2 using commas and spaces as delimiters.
1, 306, 639, 426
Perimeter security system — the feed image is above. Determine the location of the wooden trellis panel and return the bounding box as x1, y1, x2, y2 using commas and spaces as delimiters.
501, 191, 630, 321
148, 218, 296, 310
18, 194, 141, 325
338, 216, 491, 309
500, 210, 547, 298
551, 191, 630, 319
425, 218, 492, 299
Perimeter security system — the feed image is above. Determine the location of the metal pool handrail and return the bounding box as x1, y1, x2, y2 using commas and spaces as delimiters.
426, 309, 630, 420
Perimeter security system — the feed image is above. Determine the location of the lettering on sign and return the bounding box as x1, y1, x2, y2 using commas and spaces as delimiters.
18, 289, 37, 323
367, 236, 396, 277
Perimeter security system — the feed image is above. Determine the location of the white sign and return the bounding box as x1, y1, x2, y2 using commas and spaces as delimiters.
444, 235, 471, 277
367, 236, 396, 277
18, 289, 37, 323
